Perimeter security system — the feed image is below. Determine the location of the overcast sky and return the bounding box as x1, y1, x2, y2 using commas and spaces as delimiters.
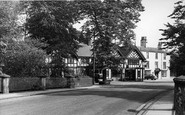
73, 0, 179, 47
134, 0, 179, 47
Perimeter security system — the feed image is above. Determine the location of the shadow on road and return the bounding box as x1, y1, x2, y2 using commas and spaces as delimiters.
41, 82, 174, 104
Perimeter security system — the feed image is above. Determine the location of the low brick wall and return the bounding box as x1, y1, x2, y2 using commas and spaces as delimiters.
0, 76, 93, 93
74, 77, 93, 87
174, 76, 185, 115
9, 77, 40, 92
46, 77, 68, 89
0, 78, 2, 92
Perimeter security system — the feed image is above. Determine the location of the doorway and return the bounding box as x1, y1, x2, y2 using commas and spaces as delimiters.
125, 69, 136, 81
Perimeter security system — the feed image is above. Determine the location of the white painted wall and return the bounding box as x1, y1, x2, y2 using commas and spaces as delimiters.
141, 51, 171, 79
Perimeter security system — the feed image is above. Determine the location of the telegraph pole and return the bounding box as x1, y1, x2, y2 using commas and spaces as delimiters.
93, 32, 95, 85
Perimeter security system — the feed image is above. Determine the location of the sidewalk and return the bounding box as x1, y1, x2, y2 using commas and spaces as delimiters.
137, 90, 175, 115
0, 85, 100, 100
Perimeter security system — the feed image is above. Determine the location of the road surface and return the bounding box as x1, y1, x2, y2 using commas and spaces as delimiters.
0, 80, 174, 115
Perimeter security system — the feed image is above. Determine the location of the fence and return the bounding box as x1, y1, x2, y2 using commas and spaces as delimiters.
173, 76, 185, 115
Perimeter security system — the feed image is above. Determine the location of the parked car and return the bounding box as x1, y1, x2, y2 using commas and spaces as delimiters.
145, 74, 157, 80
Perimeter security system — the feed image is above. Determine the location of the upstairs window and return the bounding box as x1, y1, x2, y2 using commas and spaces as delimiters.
163, 62, 166, 69
155, 61, 158, 68
146, 52, 149, 59
164, 53, 166, 60
155, 53, 158, 59
146, 61, 149, 68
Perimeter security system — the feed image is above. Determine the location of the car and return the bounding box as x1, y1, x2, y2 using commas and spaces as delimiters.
145, 74, 157, 80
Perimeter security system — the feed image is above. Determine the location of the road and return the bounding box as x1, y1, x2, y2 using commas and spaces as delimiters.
0, 80, 174, 115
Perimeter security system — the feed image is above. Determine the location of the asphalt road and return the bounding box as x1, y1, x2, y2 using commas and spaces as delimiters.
0, 80, 174, 115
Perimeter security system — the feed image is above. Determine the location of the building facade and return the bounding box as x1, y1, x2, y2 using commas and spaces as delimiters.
64, 44, 92, 76
116, 44, 146, 81
137, 37, 171, 79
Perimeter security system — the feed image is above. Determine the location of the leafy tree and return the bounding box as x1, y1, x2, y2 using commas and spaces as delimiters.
23, 1, 82, 58
0, 1, 48, 77
4, 38, 48, 77
160, 1, 185, 76
76, 0, 144, 67
22, 0, 144, 75
0, 1, 23, 39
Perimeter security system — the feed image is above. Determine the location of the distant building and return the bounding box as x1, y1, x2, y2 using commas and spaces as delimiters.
137, 36, 171, 79
64, 43, 146, 81
64, 44, 92, 76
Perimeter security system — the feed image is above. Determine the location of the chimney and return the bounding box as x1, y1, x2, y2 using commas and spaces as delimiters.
158, 42, 162, 50
141, 36, 147, 48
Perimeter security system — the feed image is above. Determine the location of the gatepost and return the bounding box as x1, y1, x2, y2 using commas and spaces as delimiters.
0, 74, 10, 94
173, 76, 185, 115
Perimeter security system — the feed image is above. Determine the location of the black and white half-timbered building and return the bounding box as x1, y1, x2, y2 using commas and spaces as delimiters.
64, 44, 93, 76
117, 44, 146, 81
64, 43, 146, 81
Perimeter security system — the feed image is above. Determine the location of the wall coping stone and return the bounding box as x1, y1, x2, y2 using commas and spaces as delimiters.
37, 75, 47, 78
0, 73, 10, 78
173, 76, 185, 85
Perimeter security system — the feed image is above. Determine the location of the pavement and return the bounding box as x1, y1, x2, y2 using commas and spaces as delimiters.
137, 78, 175, 115
0, 78, 175, 115
0, 85, 101, 100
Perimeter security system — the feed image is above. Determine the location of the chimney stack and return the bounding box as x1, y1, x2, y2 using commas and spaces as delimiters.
141, 36, 147, 48
158, 42, 162, 50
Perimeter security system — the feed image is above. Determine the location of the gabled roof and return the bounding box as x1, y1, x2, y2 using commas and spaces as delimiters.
118, 44, 146, 61
137, 46, 167, 53
76, 43, 93, 57
76, 43, 146, 61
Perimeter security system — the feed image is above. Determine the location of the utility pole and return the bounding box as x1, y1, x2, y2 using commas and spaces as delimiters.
93, 32, 95, 85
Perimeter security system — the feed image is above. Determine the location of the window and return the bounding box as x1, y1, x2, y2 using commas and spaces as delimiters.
155, 53, 158, 59
164, 53, 166, 60
163, 62, 166, 69
67, 58, 74, 64
146, 52, 149, 59
128, 59, 139, 68
146, 61, 149, 68
161, 70, 167, 77
155, 61, 158, 68
81, 58, 89, 64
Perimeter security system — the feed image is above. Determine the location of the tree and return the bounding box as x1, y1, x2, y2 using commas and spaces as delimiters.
4, 38, 48, 77
0, 1, 48, 77
160, 1, 185, 76
76, 0, 144, 67
0, 1, 23, 39
23, 1, 82, 58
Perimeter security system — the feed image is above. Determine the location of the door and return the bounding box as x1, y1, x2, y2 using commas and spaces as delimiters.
125, 69, 136, 81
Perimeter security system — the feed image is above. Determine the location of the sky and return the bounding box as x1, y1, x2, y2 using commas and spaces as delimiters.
73, 0, 179, 47
134, 0, 179, 47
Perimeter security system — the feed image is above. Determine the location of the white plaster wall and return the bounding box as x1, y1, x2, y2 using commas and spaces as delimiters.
141, 51, 171, 79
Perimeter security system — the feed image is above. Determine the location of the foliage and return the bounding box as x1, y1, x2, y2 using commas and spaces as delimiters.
76, 0, 144, 67
0, 1, 23, 39
0, 1, 48, 77
160, 1, 185, 76
21, 0, 144, 75
23, 1, 81, 57
4, 38, 48, 77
